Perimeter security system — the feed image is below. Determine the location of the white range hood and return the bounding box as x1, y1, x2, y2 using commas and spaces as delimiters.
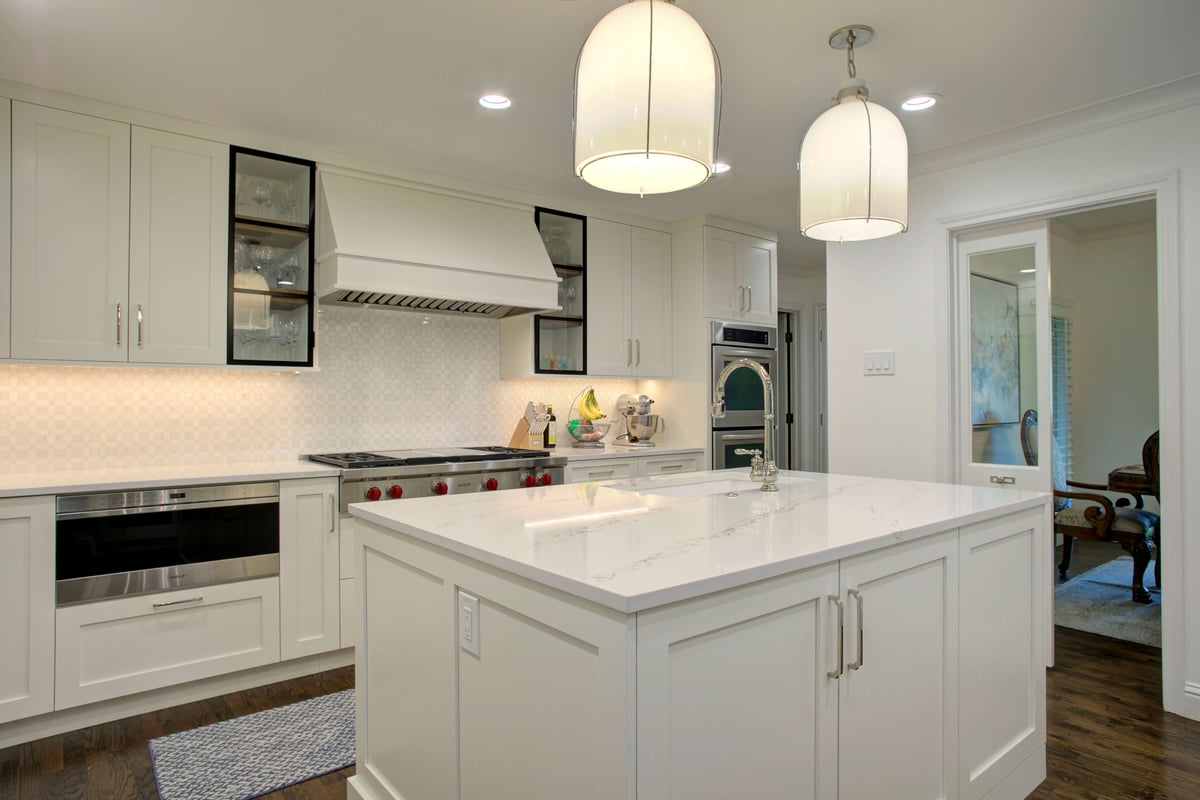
315, 169, 560, 318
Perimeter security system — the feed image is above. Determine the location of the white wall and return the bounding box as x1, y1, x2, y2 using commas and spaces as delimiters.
826, 102, 1197, 717
0, 306, 636, 473
1052, 227, 1158, 488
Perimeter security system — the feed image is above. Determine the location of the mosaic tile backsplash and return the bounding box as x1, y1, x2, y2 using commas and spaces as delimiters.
0, 307, 638, 474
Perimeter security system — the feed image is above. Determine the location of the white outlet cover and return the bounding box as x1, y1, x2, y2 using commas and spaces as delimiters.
458, 590, 480, 657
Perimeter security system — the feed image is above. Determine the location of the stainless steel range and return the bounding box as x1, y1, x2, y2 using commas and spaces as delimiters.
306, 446, 567, 513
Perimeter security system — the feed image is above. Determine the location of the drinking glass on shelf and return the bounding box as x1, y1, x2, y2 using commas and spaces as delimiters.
275, 253, 299, 289
278, 182, 299, 223
248, 178, 273, 216
251, 244, 275, 279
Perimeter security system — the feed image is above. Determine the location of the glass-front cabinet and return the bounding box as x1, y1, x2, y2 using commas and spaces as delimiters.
228, 147, 315, 366
533, 207, 586, 374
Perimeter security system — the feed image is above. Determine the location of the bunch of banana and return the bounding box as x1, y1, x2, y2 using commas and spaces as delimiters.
577, 387, 606, 421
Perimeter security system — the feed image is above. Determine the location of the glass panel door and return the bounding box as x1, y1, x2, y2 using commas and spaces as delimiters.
229, 148, 315, 366
955, 223, 1052, 493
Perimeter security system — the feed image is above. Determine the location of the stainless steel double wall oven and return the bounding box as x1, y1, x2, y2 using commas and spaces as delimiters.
710, 320, 778, 470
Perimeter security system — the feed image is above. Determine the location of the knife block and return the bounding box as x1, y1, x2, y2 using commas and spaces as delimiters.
508, 417, 544, 450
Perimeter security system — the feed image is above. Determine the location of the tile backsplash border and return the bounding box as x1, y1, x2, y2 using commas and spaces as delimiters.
0, 307, 639, 474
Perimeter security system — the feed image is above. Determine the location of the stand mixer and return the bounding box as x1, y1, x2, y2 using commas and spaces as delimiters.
615, 394, 664, 447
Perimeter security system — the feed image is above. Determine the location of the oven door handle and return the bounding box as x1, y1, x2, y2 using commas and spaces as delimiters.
717, 433, 765, 442
56, 495, 278, 521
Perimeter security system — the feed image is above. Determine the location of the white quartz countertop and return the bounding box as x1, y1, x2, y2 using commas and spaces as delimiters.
0, 460, 340, 497
350, 469, 1049, 613
559, 446, 703, 462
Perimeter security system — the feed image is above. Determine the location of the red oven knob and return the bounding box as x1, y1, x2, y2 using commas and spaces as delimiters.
523, 474, 537, 488
485, 477, 499, 491
434, 481, 449, 495
365, 486, 382, 501
387, 485, 403, 499
540, 473, 553, 486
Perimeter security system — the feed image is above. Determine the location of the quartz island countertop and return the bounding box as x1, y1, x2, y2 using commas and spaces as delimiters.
350, 468, 1049, 612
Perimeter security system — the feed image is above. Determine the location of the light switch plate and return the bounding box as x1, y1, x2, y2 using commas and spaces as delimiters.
458, 589, 480, 657
863, 350, 896, 376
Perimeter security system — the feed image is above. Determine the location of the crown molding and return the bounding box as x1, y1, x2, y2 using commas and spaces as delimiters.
911, 73, 1200, 177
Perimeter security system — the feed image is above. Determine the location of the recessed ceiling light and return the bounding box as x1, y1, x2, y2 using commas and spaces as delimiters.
479, 94, 512, 110
901, 93, 942, 111
713, 162, 731, 174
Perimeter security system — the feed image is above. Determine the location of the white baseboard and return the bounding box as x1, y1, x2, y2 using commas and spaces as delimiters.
0, 648, 354, 749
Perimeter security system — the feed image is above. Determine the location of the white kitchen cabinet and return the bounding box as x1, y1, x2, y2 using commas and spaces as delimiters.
10, 102, 227, 365
701, 226, 777, 325
129, 127, 229, 364
352, 496, 1046, 800
0, 496, 55, 725
587, 219, 672, 377
837, 530, 959, 799
279, 477, 341, 660
637, 564, 839, 800
564, 452, 700, 483
958, 508, 1046, 799
11, 102, 131, 361
0, 98, 11, 360
55, 577, 280, 710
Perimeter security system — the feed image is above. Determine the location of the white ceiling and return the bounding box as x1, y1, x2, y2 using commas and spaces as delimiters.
2, 0, 1198, 273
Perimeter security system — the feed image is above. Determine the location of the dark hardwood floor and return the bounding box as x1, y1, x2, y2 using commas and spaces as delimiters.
2, 602, 1193, 799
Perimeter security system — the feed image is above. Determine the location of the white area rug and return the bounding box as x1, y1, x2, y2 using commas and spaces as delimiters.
1055, 556, 1160, 647
149, 688, 355, 800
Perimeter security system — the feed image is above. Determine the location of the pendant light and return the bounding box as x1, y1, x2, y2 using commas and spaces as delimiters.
799, 25, 908, 242
574, 0, 720, 196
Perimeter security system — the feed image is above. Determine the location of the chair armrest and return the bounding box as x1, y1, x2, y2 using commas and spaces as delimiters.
1053, 489, 1117, 535
1065, 479, 1107, 490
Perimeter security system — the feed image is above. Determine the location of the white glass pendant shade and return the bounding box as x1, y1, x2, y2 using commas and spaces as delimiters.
574, 0, 718, 195
799, 88, 908, 242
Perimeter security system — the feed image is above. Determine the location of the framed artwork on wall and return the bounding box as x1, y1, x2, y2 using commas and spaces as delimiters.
970, 274, 1020, 425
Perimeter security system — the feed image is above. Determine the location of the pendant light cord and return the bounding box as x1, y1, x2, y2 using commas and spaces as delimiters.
846, 29, 857, 79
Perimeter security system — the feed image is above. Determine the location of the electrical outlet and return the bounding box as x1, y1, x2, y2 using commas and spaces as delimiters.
458, 590, 480, 657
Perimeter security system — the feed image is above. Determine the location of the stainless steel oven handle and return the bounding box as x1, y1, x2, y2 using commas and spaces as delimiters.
56, 495, 278, 520
152, 595, 203, 609
718, 433, 765, 442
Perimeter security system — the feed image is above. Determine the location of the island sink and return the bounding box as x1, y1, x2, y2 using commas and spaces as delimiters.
626, 475, 813, 497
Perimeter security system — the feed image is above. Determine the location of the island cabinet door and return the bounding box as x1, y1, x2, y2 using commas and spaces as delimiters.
836, 531, 959, 800
957, 508, 1046, 800
636, 563, 841, 800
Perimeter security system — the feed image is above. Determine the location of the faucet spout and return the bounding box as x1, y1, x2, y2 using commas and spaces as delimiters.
711, 358, 778, 491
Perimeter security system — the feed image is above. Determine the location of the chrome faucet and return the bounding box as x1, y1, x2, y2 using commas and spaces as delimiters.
711, 357, 778, 491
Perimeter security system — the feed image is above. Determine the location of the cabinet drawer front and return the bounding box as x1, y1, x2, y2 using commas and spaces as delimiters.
55, 577, 280, 709
639, 456, 699, 477
565, 460, 636, 483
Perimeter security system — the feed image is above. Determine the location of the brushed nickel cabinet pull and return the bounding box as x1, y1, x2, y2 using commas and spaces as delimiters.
152, 595, 203, 609
626, 338, 632, 366
847, 588, 864, 670
137, 305, 144, 347
827, 594, 844, 679
746, 286, 752, 311
330, 492, 336, 533
116, 303, 122, 345
634, 338, 640, 367
990, 475, 1016, 485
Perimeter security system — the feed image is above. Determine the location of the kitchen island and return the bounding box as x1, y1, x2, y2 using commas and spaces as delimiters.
348, 469, 1051, 800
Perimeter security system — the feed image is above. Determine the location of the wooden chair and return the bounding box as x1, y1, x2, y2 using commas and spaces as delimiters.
1020, 410, 1159, 604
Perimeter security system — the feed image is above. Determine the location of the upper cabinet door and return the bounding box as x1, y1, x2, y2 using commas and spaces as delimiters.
9, 104, 130, 362
630, 227, 671, 377
0, 99, 10, 360
586, 218, 632, 376
129, 128, 229, 365
11, 102, 131, 361
702, 227, 742, 320
740, 235, 777, 326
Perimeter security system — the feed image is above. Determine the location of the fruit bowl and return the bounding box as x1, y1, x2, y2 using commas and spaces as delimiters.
566, 419, 613, 444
